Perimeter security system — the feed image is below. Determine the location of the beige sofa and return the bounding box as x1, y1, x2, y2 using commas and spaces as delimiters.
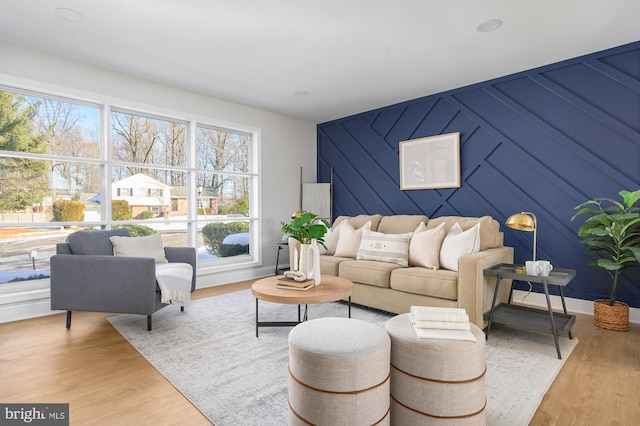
317, 214, 513, 328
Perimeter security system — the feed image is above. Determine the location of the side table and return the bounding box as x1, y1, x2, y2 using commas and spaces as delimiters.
483, 263, 576, 359
274, 241, 289, 275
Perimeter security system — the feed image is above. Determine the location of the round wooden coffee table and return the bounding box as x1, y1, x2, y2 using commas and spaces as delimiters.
251, 275, 354, 336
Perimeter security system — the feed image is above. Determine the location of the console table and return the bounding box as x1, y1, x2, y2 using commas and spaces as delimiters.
483, 263, 576, 359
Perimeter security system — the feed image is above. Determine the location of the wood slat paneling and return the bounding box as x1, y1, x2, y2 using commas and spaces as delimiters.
318, 41, 640, 308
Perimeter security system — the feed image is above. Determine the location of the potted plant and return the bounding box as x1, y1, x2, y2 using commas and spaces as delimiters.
571, 189, 640, 331
281, 211, 330, 248
281, 212, 330, 283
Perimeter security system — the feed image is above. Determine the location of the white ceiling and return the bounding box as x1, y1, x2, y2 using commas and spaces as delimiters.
1, 0, 639, 124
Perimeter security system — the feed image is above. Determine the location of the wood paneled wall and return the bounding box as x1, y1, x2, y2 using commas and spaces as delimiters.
317, 41, 640, 307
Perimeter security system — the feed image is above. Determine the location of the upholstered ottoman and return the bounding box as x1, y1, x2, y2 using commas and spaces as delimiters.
288, 317, 391, 425
385, 313, 486, 425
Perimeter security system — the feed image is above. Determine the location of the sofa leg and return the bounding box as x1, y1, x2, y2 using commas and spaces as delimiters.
147, 315, 152, 331
66, 311, 72, 329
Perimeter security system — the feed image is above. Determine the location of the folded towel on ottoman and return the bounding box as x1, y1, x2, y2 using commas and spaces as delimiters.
409, 306, 476, 341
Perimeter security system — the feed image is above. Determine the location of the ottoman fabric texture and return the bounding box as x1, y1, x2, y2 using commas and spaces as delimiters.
288, 317, 391, 425
385, 313, 486, 425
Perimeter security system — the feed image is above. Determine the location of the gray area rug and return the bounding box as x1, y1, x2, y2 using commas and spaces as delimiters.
108, 289, 578, 425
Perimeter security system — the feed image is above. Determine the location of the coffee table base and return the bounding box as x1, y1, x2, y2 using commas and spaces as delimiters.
255, 298, 351, 337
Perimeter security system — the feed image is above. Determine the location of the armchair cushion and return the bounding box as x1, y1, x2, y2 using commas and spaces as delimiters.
67, 228, 130, 255
110, 234, 168, 263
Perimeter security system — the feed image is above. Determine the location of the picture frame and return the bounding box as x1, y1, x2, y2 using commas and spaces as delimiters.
399, 132, 460, 190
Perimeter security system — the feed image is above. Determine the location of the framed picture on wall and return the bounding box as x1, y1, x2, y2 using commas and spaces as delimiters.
399, 132, 461, 190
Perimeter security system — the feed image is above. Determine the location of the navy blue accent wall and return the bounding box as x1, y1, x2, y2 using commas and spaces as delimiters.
317, 42, 640, 308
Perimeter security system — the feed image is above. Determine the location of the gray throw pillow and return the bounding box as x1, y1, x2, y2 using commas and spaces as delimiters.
67, 228, 130, 255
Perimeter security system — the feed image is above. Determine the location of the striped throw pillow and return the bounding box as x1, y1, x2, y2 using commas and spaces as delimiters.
356, 229, 412, 267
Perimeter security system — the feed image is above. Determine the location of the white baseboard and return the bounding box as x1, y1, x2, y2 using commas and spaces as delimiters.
512, 289, 640, 324
195, 266, 274, 289
2, 276, 638, 325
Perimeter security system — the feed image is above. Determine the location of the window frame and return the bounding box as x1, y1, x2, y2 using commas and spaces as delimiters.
0, 82, 262, 288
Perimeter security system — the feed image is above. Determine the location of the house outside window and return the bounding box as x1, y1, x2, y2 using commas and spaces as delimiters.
0, 86, 259, 288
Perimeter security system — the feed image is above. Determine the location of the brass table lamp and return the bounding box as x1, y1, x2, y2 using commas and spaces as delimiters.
505, 212, 537, 274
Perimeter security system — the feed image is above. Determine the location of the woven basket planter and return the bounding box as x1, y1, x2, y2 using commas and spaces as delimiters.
594, 299, 629, 331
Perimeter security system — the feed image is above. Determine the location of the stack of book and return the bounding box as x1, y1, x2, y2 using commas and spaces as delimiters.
275, 276, 315, 291
409, 306, 476, 342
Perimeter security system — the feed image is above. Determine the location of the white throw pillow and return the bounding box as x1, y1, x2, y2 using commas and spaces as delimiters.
439, 223, 481, 271
110, 234, 168, 263
356, 229, 412, 267
334, 221, 371, 258
319, 221, 342, 255
409, 222, 446, 269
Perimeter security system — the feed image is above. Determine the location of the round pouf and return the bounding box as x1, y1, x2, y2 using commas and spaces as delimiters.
288, 317, 391, 425
385, 313, 486, 425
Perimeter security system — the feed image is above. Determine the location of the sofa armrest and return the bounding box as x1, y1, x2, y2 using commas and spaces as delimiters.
164, 246, 197, 292
50, 254, 157, 315
457, 246, 514, 328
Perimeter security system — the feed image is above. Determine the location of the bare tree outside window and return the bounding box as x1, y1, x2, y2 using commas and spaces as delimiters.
0, 87, 257, 287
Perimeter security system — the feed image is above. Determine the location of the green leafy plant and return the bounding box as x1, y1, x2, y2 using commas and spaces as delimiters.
572, 189, 640, 305
112, 200, 132, 220
281, 212, 329, 249
140, 210, 155, 220
202, 221, 249, 257
52, 200, 85, 221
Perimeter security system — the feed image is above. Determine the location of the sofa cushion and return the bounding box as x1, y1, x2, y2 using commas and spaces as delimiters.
377, 215, 428, 234
339, 260, 402, 289
426, 215, 501, 250
409, 222, 446, 269
67, 228, 130, 255
110, 234, 169, 263
390, 267, 458, 300
334, 221, 371, 258
320, 254, 351, 276
333, 214, 383, 232
440, 223, 481, 271
356, 229, 412, 267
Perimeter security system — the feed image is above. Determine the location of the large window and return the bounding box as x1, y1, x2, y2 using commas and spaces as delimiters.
196, 125, 254, 264
0, 87, 258, 286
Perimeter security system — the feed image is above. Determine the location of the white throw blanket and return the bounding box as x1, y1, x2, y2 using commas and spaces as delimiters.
155, 263, 193, 307
409, 305, 469, 323
409, 306, 476, 342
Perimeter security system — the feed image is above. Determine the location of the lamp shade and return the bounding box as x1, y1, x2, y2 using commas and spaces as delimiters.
505, 211, 538, 262
505, 213, 535, 232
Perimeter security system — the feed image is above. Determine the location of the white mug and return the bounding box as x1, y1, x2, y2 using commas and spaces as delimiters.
525, 261, 541, 276
537, 260, 553, 277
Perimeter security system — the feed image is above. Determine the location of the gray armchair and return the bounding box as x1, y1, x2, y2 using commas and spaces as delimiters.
50, 229, 196, 331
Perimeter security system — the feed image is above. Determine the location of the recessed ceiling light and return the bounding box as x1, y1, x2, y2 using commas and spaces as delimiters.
476, 19, 501, 32
293, 91, 309, 98
55, 7, 84, 23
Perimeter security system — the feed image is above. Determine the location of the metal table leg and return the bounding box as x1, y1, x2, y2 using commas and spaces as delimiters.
559, 286, 573, 339
485, 273, 503, 340
542, 280, 562, 359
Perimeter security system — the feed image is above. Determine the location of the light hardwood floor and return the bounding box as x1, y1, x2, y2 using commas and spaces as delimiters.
1, 281, 639, 425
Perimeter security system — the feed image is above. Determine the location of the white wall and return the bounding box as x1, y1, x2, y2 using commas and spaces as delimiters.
0, 41, 317, 321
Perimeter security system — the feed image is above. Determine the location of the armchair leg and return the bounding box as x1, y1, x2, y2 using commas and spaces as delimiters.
147, 315, 152, 331
66, 311, 72, 329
